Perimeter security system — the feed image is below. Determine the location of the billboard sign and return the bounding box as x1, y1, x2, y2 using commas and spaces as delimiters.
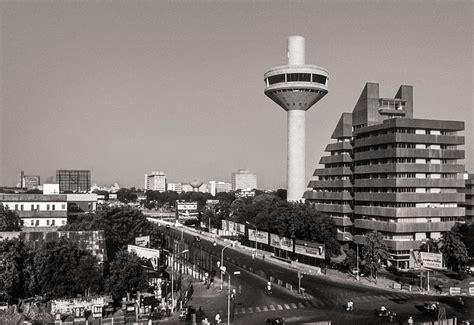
127, 244, 161, 270
235, 223, 245, 235
295, 242, 325, 259
248, 229, 268, 244
410, 251, 444, 270
228, 221, 235, 233
135, 235, 150, 247
269, 234, 293, 252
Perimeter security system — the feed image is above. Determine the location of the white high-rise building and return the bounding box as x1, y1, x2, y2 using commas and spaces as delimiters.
167, 182, 183, 193
144, 172, 167, 192
232, 169, 257, 191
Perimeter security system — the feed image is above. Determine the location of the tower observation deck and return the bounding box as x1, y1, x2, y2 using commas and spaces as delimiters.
264, 36, 329, 201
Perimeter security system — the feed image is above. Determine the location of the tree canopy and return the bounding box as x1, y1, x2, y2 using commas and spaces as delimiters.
59, 206, 162, 261
361, 231, 390, 281
440, 231, 469, 273
0, 205, 22, 231
33, 238, 103, 300
105, 250, 149, 301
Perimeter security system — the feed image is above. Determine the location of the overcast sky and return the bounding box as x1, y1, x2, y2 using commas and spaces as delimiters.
1, 1, 472, 189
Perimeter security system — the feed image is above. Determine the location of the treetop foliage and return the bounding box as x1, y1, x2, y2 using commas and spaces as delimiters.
0, 205, 22, 232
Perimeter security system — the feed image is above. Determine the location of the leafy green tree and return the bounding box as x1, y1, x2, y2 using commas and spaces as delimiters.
452, 223, 474, 258
0, 205, 22, 231
419, 238, 440, 253
440, 231, 469, 273
105, 250, 148, 301
60, 206, 162, 261
0, 238, 34, 303
33, 238, 103, 300
361, 231, 390, 281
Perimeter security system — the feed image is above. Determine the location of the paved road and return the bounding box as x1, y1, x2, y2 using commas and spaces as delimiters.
154, 221, 474, 324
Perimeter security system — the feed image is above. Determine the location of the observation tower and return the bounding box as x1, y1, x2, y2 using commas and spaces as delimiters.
264, 36, 329, 201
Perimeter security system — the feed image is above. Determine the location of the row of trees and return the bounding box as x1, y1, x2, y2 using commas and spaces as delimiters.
202, 193, 341, 258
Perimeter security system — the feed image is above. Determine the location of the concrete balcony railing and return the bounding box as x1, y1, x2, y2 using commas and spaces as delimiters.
354, 206, 465, 218
354, 178, 465, 188
314, 204, 353, 214
333, 216, 353, 227
354, 164, 465, 174
354, 235, 424, 251
304, 191, 353, 201
354, 134, 465, 148
354, 192, 465, 203
319, 155, 353, 165
354, 219, 456, 233
325, 141, 352, 152
354, 148, 464, 161
307, 180, 352, 189
313, 167, 352, 177
337, 232, 353, 242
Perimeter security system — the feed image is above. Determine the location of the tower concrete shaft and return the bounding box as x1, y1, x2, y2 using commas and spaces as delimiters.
287, 110, 305, 201
264, 36, 329, 201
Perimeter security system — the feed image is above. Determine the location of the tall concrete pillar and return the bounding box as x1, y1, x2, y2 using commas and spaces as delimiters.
287, 110, 306, 201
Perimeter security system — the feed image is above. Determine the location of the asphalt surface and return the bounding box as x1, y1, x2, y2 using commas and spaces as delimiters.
154, 221, 474, 324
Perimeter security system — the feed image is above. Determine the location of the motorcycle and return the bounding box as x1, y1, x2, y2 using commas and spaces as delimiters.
375, 309, 396, 318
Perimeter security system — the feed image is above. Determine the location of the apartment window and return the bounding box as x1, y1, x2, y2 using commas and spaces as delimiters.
46, 204, 50, 210
36, 204, 40, 210
62, 220, 66, 225
31, 220, 34, 226
62, 204, 66, 210
46, 220, 50, 226
35, 220, 39, 226
20, 205, 24, 211
51, 220, 55, 226
31, 204, 34, 211
52, 204, 55, 211
15, 204, 18, 211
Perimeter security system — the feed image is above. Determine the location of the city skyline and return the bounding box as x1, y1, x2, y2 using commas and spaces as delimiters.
1, 1, 472, 189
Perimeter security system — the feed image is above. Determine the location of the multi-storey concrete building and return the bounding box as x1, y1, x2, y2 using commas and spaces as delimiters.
306, 83, 466, 269
144, 172, 167, 192
0, 194, 68, 227
167, 182, 183, 193
56, 170, 91, 193
232, 169, 257, 191
460, 174, 474, 223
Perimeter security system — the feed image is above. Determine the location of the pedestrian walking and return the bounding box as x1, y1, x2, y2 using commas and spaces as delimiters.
262, 254, 265, 261
238, 284, 242, 294
408, 316, 413, 325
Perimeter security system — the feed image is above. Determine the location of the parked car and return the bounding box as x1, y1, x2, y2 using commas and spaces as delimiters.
266, 318, 284, 325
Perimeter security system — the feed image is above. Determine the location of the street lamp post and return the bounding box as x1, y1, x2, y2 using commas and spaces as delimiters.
220, 241, 238, 290
245, 221, 258, 253
220, 266, 240, 325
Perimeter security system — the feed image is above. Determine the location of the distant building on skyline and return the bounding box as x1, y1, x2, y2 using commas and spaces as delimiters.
232, 169, 257, 191
56, 170, 91, 193
216, 181, 232, 194
460, 174, 474, 223
18, 171, 40, 189
144, 172, 166, 192
167, 182, 183, 193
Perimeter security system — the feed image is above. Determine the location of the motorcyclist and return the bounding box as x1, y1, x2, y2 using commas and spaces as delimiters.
266, 281, 272, 294
346, 300, 353, 311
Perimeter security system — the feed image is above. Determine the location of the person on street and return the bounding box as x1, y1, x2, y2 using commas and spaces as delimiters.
215, 313, 222, 324
408, 316, 413, 325
346, 300, 353, 311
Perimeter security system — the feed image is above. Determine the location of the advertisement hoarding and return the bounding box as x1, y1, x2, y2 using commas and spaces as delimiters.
248, 229, 268, 245
235, 223, 245, 235
127, 244, 161, 269
294, 242, 325, 259
410, 251, 444, 270
269, 234, 293, 252
135, 235, 150, 247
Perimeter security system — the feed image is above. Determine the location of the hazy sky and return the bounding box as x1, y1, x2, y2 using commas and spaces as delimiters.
1, 1, 472, 189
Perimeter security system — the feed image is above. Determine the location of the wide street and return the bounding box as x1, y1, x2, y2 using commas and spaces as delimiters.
153, 220, 474, 324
